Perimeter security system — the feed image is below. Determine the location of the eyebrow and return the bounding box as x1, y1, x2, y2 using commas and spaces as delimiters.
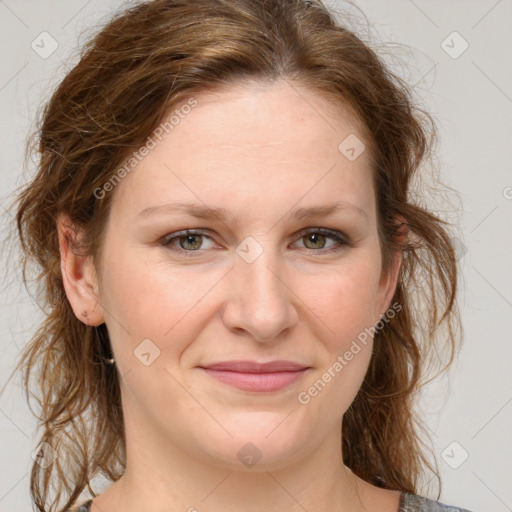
137, 200, 368, 224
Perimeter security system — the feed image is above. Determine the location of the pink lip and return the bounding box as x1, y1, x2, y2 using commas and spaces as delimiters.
199, 360, 310, 392
201, 360, 308, 372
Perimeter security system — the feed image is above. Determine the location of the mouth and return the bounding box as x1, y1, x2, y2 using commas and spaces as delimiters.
198, 360, 311, 392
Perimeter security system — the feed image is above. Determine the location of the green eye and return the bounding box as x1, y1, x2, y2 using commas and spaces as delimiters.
160, 227, 353, 257
293, 228, 351, 254
162, 230, 215, 252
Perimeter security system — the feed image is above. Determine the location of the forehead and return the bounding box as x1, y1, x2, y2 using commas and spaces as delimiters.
166, 80, 367, 153
109, 79, 375, 223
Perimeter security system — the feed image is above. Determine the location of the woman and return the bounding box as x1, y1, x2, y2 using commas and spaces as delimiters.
8, 0, 474, 511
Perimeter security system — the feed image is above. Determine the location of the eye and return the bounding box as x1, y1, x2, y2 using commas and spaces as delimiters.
161, 230, 216, 253
292, 228, 352, 254
160, 227, 352, 256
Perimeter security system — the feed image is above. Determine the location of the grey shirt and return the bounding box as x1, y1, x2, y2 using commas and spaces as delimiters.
71, 492, 475, 511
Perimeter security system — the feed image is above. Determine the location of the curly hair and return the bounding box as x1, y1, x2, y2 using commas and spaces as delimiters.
3, 0, 462, 510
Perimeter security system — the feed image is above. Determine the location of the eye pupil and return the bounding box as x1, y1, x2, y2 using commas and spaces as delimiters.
180, 234, 202, 250
304, 233, 326, 249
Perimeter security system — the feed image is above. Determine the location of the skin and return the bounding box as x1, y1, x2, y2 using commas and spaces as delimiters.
58, 79, 406, 512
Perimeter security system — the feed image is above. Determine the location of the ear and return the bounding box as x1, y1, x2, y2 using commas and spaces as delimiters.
374, 215, 409, 322
56, 213, 105, 326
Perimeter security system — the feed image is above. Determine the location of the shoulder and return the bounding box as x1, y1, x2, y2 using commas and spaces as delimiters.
400, 492, 475, 512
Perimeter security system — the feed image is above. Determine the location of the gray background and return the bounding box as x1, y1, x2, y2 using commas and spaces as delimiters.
1, 1, 511, 511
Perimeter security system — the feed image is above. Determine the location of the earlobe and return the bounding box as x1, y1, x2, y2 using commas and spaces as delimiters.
57, 213, 104, 326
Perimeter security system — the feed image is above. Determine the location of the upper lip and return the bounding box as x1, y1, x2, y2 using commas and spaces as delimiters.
199, 360, 309, 373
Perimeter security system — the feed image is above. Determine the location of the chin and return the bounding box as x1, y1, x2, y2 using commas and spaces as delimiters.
191, 413, 313, 471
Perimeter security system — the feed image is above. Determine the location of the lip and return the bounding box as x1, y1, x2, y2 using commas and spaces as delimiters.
200, 360, 308, 372
198, 360, 310, 392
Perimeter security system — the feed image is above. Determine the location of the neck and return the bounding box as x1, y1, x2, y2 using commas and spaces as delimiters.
94, 408, 371, 512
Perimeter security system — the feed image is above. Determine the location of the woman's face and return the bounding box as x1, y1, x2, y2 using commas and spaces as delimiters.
82, 80, 401, 470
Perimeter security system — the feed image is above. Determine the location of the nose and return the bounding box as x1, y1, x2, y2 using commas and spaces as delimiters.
221, 248, 299, 342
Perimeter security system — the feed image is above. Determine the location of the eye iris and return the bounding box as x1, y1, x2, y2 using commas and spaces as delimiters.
179, 234, 202, 250
304, 233, 326, 249
170, 231, 339, 252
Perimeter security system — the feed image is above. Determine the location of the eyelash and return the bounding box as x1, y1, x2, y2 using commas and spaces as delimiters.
160, 227, 353, 257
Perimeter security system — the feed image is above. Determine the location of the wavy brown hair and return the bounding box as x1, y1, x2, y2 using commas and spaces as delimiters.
3, 0, 462, 510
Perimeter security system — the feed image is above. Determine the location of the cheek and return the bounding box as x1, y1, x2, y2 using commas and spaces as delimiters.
97, 243, 227, 363
299, 268, 379, 416
100, 261, 175, 336
320, 259, 383, 406
308, 257, 382, 345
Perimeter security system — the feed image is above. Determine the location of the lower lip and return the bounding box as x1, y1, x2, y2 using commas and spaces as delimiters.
201, 368, 308, 392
